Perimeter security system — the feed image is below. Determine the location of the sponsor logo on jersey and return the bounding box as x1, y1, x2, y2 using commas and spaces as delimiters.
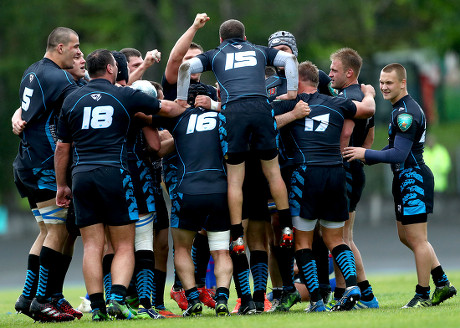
29, 74, 34, 83
397, 113, 413, 132
232, 44, 243, 49
91, 94, 102, 101
398, 107, 405, 111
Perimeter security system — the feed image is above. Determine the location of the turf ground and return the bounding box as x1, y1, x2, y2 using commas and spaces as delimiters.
1, 271, 459, 328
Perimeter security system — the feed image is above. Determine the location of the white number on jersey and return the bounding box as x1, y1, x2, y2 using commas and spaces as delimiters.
225, 51, 257, 70
304, 114, 330, 132
81, 106, 114, 129
186, 112, 218, 134
21, 87, 34, 111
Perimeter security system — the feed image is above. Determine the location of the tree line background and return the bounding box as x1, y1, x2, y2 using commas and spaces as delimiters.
1, 0, 460, 209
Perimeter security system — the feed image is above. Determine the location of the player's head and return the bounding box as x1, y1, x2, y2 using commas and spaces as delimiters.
120, 47, 143, 74
65, 52, 86, 81
184, 42, 204, 82
329, 48, 362, 89
268, 31, 298, 57
150, 81, 164, 100
298, 61, 319, 88
87, 49, 117, 83
380, 63, 407, 104
46, 27, 81, 70
111, 51, 129, 85
219, 19, 245, 41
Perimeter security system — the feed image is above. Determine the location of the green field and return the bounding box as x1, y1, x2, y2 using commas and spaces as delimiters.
1, 271, 459, 328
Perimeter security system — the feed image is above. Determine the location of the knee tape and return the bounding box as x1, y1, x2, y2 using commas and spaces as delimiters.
135, 212, 154, 251
32, 208, 43, 223
207, 230, 230, 251
39, 205, 67, 224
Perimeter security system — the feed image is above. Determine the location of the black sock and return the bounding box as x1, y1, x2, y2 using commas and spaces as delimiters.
334, 287, 345, 299
102, 254, 114, 301
111, 285, 127, 304
231, 252, 251, 298
135, 250, 155, 308
89, 293, 106, 313
431, 265, 449, 287
250, 250, 268, 302
230, 223, 244, 241
415, 284, 430, 299
273, 245, 295, 289
215, 287, 229, 304
53, 254, 72, 297
312, 237, 330, 286
278, 209, 292, 229
294, 248, 321, 302
36, 246, 62, 303
22, 254, 40, 299
153, 269, 166, 308
331, 244, 357, 287
192, 233, 210, 287
358, 280, 375, 302
184, 287, 199, 303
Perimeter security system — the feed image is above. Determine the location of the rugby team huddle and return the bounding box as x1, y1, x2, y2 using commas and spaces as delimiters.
12, 13, 456, 322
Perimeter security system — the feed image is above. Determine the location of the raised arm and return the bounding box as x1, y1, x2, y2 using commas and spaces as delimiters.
164, 13, 210, 84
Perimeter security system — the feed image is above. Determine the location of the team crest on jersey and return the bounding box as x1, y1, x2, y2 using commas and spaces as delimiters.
91, 94, 102, 101
29, 74, 34, 83
397, 113, 413, 132
268, 87, 277, 96
232, 44, 243, 49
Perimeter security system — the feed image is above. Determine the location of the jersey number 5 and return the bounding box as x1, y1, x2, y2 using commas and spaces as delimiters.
225, 51, 257, 70
82, 106, 114, 129
22, 87, 34, 111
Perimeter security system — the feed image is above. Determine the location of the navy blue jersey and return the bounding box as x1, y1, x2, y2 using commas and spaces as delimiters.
197, 38, 279, 105
14, 58, 78, 170
153, 108, 227, 194
126, 121, 147, 161
388, 94, 426, 169
338, 84, 374, 147
57, 79, 161, 173
273, 92, 356, 165
161, 75, 217, 102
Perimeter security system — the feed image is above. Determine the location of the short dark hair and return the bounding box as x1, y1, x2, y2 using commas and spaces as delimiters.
120, 47, 142, 62
87, 49, 115, 78
298, 61, 319, 87
190, 42, 204, 53
46, 27, 78, 51
382, 63, 407, 81
330, 48, 362, 78
219, 19, 245, 41
150, 81, 163, 92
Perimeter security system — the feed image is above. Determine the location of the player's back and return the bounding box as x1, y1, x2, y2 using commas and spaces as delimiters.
199, 39, 278, 105
274, 92, 356, 166
59, 79, 160, 171
14, 58, 77, 170
162, 107, 227, 195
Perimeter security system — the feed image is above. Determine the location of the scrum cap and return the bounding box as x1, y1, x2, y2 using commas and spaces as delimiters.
268, 31, 298, 57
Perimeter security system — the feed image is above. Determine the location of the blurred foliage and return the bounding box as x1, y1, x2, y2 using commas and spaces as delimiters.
1, 0, 460, 204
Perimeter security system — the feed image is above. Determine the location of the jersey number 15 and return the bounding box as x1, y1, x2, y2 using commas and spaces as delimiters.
225, 51, 257, 70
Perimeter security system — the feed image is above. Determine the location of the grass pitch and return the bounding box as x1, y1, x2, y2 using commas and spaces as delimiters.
1, 271, 459, 328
